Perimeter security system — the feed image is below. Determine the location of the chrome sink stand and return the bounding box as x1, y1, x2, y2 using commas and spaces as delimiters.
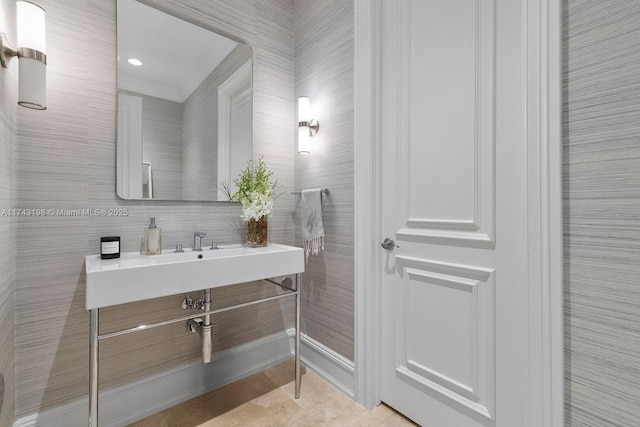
88, 273, 301, 427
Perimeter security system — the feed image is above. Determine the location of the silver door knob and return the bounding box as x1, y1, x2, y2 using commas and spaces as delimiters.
381, 238, 399, 250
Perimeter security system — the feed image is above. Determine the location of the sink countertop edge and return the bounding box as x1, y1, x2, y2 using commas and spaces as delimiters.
85, 244, 304, 310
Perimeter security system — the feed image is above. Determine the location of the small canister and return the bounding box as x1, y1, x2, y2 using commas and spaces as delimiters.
100, 236, 120, 259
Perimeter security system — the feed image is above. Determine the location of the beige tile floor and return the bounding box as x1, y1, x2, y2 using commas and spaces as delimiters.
129, 361, 419, 427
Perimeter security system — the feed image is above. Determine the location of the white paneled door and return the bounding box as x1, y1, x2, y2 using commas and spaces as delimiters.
378, 1, 558, 426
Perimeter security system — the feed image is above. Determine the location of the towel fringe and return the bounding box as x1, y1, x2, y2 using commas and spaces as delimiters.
303, 236, 324, 263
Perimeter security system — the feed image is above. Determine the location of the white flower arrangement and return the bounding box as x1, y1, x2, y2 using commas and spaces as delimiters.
239, 190, 274, 221
223, 157, 279, 222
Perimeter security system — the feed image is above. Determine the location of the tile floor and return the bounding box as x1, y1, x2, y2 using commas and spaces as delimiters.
129, 361, 418, 427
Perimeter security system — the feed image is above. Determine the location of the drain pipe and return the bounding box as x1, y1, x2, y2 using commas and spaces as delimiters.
202, 288, 213, 363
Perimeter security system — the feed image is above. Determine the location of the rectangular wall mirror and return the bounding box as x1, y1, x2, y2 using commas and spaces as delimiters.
116, 0, 253, 201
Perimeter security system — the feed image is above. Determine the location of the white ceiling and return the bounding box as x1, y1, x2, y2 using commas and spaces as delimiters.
117, 0, 239, 103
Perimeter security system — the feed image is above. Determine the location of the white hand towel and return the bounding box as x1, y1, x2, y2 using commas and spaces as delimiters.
301, 189, 324, 263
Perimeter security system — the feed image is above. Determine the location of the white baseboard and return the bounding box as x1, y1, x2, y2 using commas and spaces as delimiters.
299, 333, 355, 399
13, 329, 355, 427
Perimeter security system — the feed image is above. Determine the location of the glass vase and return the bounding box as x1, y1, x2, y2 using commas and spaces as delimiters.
247, 216, 268, 247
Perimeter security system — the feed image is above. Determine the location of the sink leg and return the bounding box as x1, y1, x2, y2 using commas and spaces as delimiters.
295, 273, 301, 399
89, 308, 99, 427
202, 288, 213, 364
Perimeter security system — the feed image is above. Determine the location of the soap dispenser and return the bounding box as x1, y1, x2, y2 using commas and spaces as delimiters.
142, 217, 162, 255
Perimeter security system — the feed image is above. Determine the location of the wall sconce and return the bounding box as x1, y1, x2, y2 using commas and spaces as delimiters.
0, 1, 47, 110
298, 96, 319, 154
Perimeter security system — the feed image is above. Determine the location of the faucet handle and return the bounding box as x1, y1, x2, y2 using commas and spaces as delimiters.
174, 243, 184, 253
210, 242, 219, 250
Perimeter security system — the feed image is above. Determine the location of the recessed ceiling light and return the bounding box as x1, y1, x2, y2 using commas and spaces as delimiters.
127, 58, 143, 66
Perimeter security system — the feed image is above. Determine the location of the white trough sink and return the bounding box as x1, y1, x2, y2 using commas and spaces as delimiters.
85, 243, 304, 309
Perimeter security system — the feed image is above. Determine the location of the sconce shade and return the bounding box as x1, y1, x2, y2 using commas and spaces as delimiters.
16, 1, 46, 110
298, 96, 310, 123
298, 125, 310, 154
298, 96, 310, 154
297, 96, 318, 154
19, 57, 45, 109
17, 1, 46, 53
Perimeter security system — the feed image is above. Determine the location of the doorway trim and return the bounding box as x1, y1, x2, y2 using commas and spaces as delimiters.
354, 0, 383, 412
217, 60, 252, 200
353, 0, 564, 425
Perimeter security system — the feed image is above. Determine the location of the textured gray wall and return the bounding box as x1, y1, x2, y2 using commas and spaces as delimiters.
0, 0, 16, 424
564, 0, 640, 425
294, 0, 354, 360
13, 0, 295, 418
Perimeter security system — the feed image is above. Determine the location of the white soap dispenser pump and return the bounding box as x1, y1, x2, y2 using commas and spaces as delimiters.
142, 217, 162, 255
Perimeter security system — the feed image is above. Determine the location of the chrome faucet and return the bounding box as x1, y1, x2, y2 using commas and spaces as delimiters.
193, 232, 206, 251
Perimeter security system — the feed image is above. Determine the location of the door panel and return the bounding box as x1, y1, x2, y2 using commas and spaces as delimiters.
396, 256, 496, 420
408, 0, 494, 232
380, 0, 527, 425
403, 0, 496, 243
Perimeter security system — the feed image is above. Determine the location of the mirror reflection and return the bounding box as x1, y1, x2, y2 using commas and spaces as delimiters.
116, 0, 253, 201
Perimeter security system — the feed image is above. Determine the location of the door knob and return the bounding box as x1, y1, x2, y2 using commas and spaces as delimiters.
381, 238, 399, 250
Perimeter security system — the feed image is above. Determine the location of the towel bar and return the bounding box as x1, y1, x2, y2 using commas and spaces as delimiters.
291, 188, 329, 195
